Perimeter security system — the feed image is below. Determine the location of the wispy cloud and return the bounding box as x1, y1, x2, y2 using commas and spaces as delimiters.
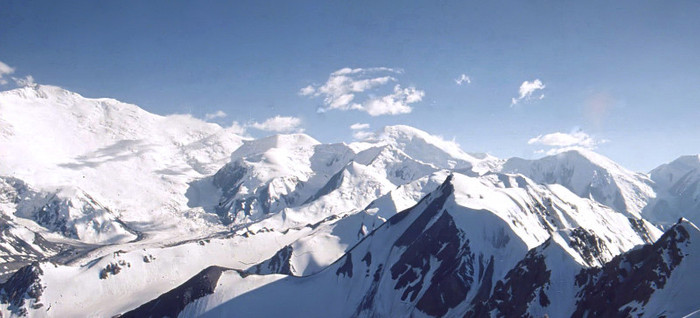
455, 74, 471, 85
250, 115, 303, 133
204, 110, 227, 121
350, 123, 370, 130
349, 123, 373, 140
0, 61, 16, 85
12, 75, 36, 88
352, 130, 375, 141
528, 129, 607, 155
0, 61, 37, 88
511, 79, 545, 106
300, 67, 424, 116
225, 116, 304, 135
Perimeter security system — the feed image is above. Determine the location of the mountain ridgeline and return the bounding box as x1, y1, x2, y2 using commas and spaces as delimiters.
0, 85, 698, 317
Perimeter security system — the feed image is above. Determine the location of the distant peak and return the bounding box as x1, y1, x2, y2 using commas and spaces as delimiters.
506, 147, 620, 172
230, 133, 319, 159
554, 147, 605, 160
530, 147, 630, 172
268, 133, 320, 146
380, 124, 428, 136
0, 84, 127, 108
2, 84, 69, 99
668, 154, 700, 167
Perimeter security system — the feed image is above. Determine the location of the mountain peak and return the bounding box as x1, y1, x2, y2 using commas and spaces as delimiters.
650, 154, 700, 184
1, 84, 121, 106
229, 133, 320, 160
361, 125, 491, 171
644, 155, 700, 227
501, 149, 655, 218
552, 148, 623, 169
671, 154, 700, 165
380, 124, 431, 138
378, 125, 464, 155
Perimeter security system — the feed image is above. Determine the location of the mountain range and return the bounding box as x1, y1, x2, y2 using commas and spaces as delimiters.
1, 85, 699, 317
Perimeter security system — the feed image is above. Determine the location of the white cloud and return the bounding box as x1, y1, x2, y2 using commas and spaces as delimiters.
250, 116, 303, 133
352, 130, 375, 141
204, 110, 227, 121
299, 85, 315, 96
349, 123, 375, 140
0, 61, 16, 85
228, 121, 247, 135
528, 131, 596, 148
349, 123, 374, 140
300, 67, 423, 116
12, 75, 36, 88
350, 123, 370, 130
226, 116, 303, 135
528, 130, 607, 155
358, 85, 424, 116
455, 74, 471, 85
511, 79, 545, 106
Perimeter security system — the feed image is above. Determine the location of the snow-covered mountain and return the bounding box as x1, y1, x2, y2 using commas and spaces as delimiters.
360, 125, 500, 174
0, 85, 699, 317
644, 155, 700, 227
501, 149, 656, 219
0, 85, 246, 242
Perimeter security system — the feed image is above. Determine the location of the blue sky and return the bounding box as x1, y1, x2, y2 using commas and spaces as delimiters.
1, 1, 699, 171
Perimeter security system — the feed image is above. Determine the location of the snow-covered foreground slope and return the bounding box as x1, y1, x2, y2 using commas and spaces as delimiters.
0, 210, 377, 317
467, 219, 700, 318
133, 173, 662, 317
572, 219, 700, 318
